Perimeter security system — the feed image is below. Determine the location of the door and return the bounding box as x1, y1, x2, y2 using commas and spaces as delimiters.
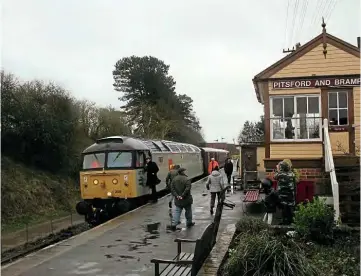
241, 147, 257, 181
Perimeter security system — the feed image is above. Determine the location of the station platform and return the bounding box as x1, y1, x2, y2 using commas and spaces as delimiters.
2, 174, 243, 276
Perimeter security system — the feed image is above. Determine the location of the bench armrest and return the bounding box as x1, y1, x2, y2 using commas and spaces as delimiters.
174, 238, 197, 243
150, 258, 193, 265
174, 238, 197, 255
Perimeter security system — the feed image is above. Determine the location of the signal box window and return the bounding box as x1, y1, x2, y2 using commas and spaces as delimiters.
107, 152, 133, 168
328, 91, 348, 126
83, 153, 105, 169
270, 95, 321, 141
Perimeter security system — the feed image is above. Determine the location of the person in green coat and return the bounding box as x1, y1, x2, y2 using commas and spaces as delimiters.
168, 167, 195, 231
165, 164, 180, 209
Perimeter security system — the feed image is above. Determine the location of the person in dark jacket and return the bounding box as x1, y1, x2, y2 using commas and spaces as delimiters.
168, 167, 195, 231
166, 164, 180, 208
224, 158, 233, 192
261, 178, 279, 225
145, 157, 160, 203
274, 161, 296, 225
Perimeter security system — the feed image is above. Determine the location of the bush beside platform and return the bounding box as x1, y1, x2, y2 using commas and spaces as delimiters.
216, 199, 360, 276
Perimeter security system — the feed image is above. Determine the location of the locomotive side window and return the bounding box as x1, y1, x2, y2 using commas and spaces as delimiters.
83, 153, 105, 169
107, 151, 133, 168
136, 151, 145, 168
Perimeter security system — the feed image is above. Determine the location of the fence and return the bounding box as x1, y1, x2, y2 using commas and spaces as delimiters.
1, 210, 84, 253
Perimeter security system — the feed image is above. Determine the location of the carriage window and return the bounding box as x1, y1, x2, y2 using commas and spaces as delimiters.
136, 151, 145, 167
107, 151, 133, 168
83, 153, 105, 169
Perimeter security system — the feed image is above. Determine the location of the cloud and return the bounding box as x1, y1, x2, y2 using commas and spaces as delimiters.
2, 0, 360, 143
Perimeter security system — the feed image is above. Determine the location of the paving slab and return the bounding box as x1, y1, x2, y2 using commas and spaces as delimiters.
2, 173, 243, 276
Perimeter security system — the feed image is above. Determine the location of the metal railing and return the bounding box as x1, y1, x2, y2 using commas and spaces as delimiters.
1, 210, 84, 253
323, 118, 340, 223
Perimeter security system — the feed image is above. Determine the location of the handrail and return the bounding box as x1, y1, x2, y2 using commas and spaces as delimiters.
323, 118, 340, 224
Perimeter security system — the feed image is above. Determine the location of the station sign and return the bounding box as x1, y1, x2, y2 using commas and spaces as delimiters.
272, 76, 360, 89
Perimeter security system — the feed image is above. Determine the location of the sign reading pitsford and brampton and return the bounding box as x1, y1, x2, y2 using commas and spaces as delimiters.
273, 76, 361, 89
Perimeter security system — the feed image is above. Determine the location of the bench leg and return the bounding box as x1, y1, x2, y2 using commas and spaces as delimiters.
154, 263, 159, 276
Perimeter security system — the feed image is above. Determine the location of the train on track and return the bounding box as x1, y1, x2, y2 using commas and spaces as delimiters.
75, 136, 229, 225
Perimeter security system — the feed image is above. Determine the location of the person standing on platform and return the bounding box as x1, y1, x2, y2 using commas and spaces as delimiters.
274, 161, 296, 225
208, 157, 219, 174
206, 166, 225, 215
145, 157, 160, 203
168, 167, 195, 231
224, 158, 233, 192
165, 164, 179, 209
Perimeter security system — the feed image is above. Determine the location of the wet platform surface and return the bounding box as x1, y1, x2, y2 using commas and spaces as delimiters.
2, 174, 243, 276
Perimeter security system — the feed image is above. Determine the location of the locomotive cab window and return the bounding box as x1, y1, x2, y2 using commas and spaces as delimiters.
107, 151, 133, 168
83, 153, 105, 169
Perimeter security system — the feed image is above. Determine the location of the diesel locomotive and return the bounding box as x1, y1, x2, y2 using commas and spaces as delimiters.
75, 136, 229, 225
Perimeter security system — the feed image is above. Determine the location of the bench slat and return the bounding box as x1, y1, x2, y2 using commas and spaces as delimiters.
160, 252, 188, 275
160, 253, 193, 276
243, 190, 260, 202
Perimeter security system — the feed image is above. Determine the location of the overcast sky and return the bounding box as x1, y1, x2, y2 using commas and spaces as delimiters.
2, 0, 360, 143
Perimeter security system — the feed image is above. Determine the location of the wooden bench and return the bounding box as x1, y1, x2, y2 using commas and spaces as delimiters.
150, 223, 215, 276
242, 189, 260, 214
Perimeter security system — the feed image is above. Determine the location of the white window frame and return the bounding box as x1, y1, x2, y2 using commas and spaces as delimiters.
328, 91, 348, 126
270, 94, 322, 142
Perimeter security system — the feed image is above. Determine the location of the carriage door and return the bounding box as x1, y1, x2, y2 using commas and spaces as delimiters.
241, 146, 257, 181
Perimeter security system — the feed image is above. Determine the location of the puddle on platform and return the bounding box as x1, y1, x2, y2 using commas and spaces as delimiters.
106, 254, 137, 260
146, 222, 160, 234
118, 255, 136, 259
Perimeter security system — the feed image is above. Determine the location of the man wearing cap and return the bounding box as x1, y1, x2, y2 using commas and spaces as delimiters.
145, 157, 160, 203
169, 167, 195, 231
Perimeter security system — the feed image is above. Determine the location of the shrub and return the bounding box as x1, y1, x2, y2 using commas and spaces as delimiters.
224, 232, 317, 276
235, 217, 269, 234
308, 245, 360, 276
293, 197, 335, 244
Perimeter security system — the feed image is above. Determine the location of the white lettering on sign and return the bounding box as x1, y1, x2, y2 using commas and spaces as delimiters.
272, 77, 360, 89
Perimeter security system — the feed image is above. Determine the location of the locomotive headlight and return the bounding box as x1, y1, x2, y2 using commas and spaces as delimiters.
112, 178, 118, 184
107, 191, 112, 197
93, 179, 99, 185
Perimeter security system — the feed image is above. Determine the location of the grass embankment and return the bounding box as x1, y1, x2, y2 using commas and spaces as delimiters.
1, 156, 80, 234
